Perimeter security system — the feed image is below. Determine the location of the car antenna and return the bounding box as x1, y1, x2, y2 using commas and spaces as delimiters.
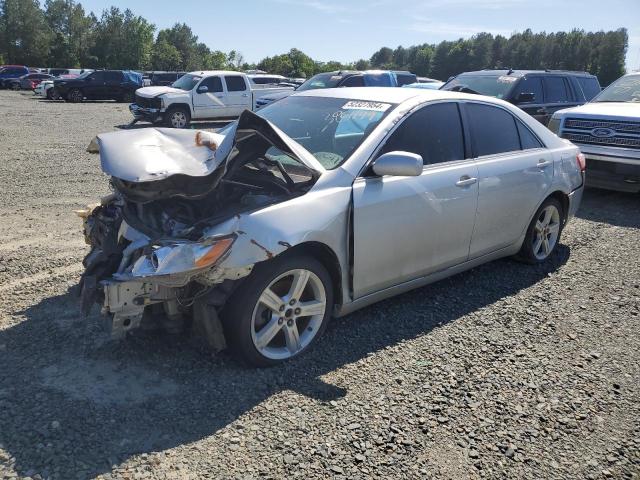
507, 68, 514, 75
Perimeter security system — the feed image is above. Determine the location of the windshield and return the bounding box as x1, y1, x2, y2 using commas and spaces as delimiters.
592, 75, 640, 103
441, 74, 518, 99
251, 95, 395, 169
296, 73, 343, 92
171, 73, 202, 91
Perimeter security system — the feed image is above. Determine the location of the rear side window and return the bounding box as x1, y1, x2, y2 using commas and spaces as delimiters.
395, 73, 417, 86
544, 77, 570, 103
576, 77, 601, 100
225, 76, 247, 91
467, 103, 521, 156
513, 76, 543, 104
200, 76, 223, 92
516, 121, 543, 149
340, 75, 365, 87
381, 102, 465, 165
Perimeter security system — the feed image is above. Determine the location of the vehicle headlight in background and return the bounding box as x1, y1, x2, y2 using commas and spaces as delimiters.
547, 116, 561, 135
130, 235, 236, 278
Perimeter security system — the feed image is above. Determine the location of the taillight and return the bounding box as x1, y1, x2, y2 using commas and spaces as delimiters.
576, 153, 586, 172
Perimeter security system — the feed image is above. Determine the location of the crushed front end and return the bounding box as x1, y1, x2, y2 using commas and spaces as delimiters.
78, 111, 320, 348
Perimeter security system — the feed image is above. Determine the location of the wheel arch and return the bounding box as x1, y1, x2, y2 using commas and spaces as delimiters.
275, 241, 343, 307
546, 190, 570, 224
165, 102, 191, 114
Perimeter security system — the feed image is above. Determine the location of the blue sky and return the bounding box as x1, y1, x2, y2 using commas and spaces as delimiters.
79, 0, 640, 71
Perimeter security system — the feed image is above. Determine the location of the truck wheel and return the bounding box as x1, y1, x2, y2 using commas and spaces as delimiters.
222, 254, 333, 367
165, 107, 190, 128
67, 88, 83, 103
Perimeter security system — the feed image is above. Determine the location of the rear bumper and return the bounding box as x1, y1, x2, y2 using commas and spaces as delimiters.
567, 185, 584, 220
129, 103, 163, 123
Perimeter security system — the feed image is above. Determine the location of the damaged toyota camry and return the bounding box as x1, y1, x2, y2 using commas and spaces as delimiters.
79, 88, 585, 366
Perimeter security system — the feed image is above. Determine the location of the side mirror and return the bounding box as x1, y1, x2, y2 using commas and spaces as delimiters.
197, 85, 209, 94
516, 92, 535, 103
373, 151, 423, 177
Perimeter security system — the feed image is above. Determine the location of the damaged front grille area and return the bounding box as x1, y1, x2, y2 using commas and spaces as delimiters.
134, 94, 161, 109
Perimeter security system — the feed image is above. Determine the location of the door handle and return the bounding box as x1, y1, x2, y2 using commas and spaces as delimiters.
215, 94, 224, 98
456, 176, 478, 187
537, 159, 552, 168
241, 93, 249, 97
535, 108, 548, 115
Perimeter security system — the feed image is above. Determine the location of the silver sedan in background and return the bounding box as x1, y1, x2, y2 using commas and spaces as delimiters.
80, 88, 585, 366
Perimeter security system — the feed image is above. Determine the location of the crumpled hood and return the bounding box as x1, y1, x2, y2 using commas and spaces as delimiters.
135, 86, 186, 98
97, 110, 324, 183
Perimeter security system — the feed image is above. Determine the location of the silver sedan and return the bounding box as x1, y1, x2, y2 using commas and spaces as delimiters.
81, 88, 585, 366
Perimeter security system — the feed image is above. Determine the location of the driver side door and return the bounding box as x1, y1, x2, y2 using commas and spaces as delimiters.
84, 71, 105, 99
352, 102, 479, 298
193, 76, 227, 118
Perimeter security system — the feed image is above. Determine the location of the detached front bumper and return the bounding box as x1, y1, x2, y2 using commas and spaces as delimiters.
129, 103, 163, 123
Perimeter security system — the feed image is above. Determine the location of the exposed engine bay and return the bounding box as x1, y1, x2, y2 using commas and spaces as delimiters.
78, 110, 320, 345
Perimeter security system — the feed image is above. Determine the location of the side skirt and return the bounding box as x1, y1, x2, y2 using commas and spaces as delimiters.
334, 241, 522, 318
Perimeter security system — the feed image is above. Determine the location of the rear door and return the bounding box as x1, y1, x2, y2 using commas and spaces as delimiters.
223, 75, 251, 116
192, 75, 226, 118
464, 102, 552, 258
352, 102, 479, 298
104, 71, 124, 99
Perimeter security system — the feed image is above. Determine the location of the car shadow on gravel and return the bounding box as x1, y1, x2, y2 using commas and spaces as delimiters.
577, 187, 640, 228
1, 247, 570, 479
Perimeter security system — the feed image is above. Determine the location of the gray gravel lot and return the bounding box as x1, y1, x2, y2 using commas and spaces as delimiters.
0, 90, 638, 480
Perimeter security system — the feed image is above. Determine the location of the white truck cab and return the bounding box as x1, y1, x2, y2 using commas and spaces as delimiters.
130, 70, 293, 128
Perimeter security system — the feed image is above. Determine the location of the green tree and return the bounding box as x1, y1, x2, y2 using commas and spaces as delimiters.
0, 0, 50, 65
151, 38, 181, 70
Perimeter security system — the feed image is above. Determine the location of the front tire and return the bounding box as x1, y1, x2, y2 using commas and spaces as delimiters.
164, 107, 190, 128
223, 254, 333, 367
67, 88, 83, 103
518, 197, 563, 263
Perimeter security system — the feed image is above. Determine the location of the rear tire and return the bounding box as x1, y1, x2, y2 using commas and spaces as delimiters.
222, 254, 333, 367
67, 88, 83, 103
120, 91, 134, 103
164, 106, 190, 128
517, 197, 564, 264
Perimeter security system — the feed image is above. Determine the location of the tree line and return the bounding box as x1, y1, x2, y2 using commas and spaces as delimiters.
0, 0, 628, 85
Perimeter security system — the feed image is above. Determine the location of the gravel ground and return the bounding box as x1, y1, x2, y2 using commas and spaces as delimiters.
0, 90, 638, 480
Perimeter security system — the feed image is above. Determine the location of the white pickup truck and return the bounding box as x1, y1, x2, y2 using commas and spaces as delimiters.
130, 70, 294, 128
549, 72, 640, 192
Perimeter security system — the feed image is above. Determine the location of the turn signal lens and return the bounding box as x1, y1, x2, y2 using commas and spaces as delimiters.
194, 237, 235, 268
576, 153, 586, 172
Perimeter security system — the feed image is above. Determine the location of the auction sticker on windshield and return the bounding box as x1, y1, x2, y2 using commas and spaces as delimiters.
342, 101, 391, 112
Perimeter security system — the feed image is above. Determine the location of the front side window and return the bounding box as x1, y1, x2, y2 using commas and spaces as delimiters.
380, 102, 465, 165
89, 71, 105, 83
513, 77, 543, 104
467, 103, 521, 156
105, 71, 122, 83
199, 76, 223, 92
544, 77, 570, 103
225, 76, 247, 92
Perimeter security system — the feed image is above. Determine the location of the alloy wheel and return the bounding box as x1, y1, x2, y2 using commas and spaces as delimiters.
170, 111, 187, 128
532, 204, 561, 260
251, 268, 326, 361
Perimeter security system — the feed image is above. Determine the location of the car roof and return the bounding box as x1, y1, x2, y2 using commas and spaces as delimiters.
188, 70, 245, 76
457, 69, 595, 77
295, 86, 484, 104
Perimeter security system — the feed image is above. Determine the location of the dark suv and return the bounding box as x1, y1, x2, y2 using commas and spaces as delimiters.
54, 70, 143, 103
441, 70, 601, 125
150, 71, 185, 86
0, 65, 29, 89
